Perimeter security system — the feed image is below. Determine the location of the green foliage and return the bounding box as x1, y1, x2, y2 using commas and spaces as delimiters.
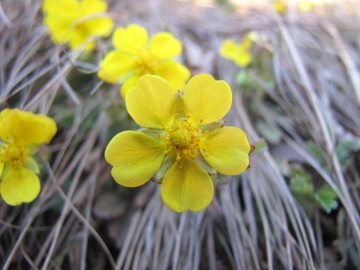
252, 141, 267, 153
290, 168, 338, 213
290, 168, 314, 197
214, 0, 235, 12
256, 120, 281, 144
235, 71, 257, 91
307, 139, 358, 171
314, 185, 338, 213
307, 142, 326, 164
336, 140, 358, 169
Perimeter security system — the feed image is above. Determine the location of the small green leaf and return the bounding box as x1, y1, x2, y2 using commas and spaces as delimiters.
336, 140, 358, 158
23, 157, 40, 174
256, 121, 281, 144
290, 168, 314, 197
252, 141, 267, 153
307, 142, 326, 164
315, 185, 338, 213
235, 71, 256, 89
336, 140, 358, 170
200, 120, 226, 134
155, 155, 176, 183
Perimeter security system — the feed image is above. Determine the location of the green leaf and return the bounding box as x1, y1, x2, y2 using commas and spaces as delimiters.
336, 140, 358, 155
307, 142, 326, 164
252, 141, 267, 153
315, 185, 338, 213
290, 168, 314, 197
256, 121, 281, 144
23, 157, 40, 174
336, 140, 358, 170
235, 71, 256, 90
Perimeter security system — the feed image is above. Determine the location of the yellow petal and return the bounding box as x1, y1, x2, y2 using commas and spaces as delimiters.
120, 74, 140, 99
98, 51, 135, 84
0, 108, 12, 140
0, 109, 57, 144
220, 40, 238, 59
0, 161, 4, 177
160, 156, 214, 212
155, 61, 190, 91
113, 25, 148, 54
183, 74, 232, 125
105, 131, 166, 187
233, 50, 252, 67
44, 17, 74, 44
81, 0, 108, 15
1, 167, 41, 205
148, 32, 182, 59
69, 30, 93, 51
86, 17, 114, 37
126, 75, 176, 129
42, 0, 80, 16
200, 127, 250, 175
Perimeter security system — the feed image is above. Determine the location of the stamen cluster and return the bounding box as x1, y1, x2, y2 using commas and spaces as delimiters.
2, 141, 27, 169
135, 52, 157, 75
163, 117, 207, 161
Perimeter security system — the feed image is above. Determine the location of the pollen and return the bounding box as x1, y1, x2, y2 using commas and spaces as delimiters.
2, 141, 27, 169
164, 118, 206, 161
135, 52, 157, 75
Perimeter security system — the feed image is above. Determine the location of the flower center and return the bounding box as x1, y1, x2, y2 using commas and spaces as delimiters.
135, 51, 157, 75
163, 118, 205, 161
2, 141, 27, 169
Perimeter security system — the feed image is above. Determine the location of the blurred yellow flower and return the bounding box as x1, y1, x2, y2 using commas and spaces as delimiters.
220, 35, 253, 67
98, 24, 190, 99
299, 0, 325, 11
42, 0, 114, 52
0, 109, 57, 206
105, 74, 250, 212
273, 0, 286, 14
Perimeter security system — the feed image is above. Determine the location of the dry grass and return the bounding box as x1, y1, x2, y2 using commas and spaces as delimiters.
1, 0, 360, 269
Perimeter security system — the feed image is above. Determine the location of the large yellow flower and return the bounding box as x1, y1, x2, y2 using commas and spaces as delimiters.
0, 109, 57, 206
105, 74, 250, 212
220, 35, 253, 68
98, 24, 190, 99
42, 0, 114, 52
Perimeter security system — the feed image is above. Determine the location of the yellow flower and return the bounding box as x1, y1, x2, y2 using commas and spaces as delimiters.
98, 24, 190, 99
273, 0, 286, 14
298, 0, 325, 11
220, 35, 253, 68
105, 74, 250, 212
42, 0, 114, 52
0, 109, 57, 206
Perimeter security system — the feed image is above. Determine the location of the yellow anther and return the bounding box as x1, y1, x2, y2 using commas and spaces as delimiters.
164, 117, 204, 161
3, 141, 27, 169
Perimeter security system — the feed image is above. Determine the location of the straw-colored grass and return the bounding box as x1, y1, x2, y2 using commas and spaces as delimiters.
1, 0, 360, 269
